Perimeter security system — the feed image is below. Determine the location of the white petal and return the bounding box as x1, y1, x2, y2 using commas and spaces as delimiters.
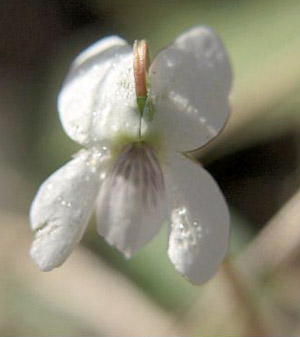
96, 143, 166, 257
30, 148, 107, 271
72, 36, 127, 69
58, 36, 144, 145
165, 152, 230, 284
149, 26, 232, 151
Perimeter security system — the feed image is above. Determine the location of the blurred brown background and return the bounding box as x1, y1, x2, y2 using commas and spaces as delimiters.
1, 0, 300, 335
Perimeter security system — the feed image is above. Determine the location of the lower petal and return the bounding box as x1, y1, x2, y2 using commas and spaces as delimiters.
165, 152, 230, 285
30, 148, 107, 271
96, 143, 166, 257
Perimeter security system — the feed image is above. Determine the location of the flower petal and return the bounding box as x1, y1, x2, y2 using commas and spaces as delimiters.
30, 148, 107, 271
165, 152, 230, 284
149, 26, 232, 152
96, 143, 166, 257
58, 36, 144, 145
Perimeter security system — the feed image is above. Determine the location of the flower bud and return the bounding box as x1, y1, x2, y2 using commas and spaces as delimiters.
133, 39, 150, 113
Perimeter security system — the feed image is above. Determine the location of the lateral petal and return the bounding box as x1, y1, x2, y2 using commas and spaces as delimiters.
149, 26, 232, 151
165, 152, 230, 284
30, 148, 107, 271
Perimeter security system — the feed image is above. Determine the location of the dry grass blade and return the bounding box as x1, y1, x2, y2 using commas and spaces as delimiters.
173, 262, 268, 336
0, 212, 182, 336
237, 188, 300, 275
177, 186, 300, 336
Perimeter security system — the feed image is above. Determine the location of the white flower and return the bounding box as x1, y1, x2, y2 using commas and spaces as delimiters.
29, 26, 232, 285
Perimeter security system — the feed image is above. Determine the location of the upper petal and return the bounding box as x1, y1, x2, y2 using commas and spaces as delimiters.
149, 26, 232, 152
96, 143, 166, 257
165, 152, 230, 284
30, 148, 107, 271
58, 36, 144, 146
